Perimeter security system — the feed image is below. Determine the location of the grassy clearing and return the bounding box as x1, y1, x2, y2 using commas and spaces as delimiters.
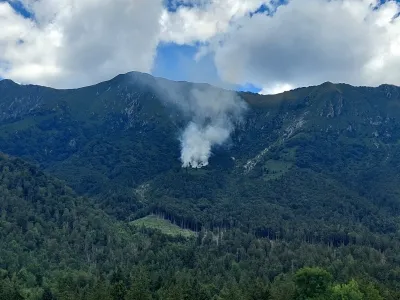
263, 159, 293, 181
131, 215, 196, 238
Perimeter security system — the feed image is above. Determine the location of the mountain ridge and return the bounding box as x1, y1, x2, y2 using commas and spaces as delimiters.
2, 71, 400, 298
1, 71, 400, 196
2, 71, 399, 94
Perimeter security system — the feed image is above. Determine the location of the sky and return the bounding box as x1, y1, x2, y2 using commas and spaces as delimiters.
0, 0, 399, 94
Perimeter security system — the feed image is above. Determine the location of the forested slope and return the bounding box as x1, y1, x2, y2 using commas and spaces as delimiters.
1, 73, 400, 299
0, 153, 393, 299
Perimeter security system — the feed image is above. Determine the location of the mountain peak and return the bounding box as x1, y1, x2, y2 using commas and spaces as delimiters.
319, 81, 337, 88
0, 79, 19, 87
110, 71, 155, 82
379, 83, 399, 89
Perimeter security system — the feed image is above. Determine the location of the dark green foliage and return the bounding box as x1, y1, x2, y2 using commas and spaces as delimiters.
331, 280, 363, 300
295, 267, 332, 299
41, 288, 55, 300
270, 274, 296, 300
0, 152, 393, 298
1, 75, 400, 298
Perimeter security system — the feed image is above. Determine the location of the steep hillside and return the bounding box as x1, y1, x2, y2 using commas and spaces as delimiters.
0, 153, 149, 298
0, 73, 182, 194
1, 73, 399, 224
0, 153, 219, 300
1, 73, 400, 214
1, 74, 400, 298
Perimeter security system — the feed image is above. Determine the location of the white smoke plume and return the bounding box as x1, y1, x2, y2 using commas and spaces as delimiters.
153, 79, 247, 168
180, 121, 231, 168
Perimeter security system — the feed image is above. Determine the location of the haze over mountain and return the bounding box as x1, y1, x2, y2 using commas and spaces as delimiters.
1, 72, 400, 299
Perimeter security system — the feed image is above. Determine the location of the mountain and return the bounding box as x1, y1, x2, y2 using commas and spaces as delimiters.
1, 73, 400, 298
1, 73, 400, 221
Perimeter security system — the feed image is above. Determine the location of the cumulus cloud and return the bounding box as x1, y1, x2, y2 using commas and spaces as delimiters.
210, 0, 400, 90
2, 0, 399, 91
0, 0, 163, 88
161, 0, 400, 91
160, 0, 271, 44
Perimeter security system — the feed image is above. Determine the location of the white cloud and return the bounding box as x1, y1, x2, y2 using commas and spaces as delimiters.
259, 83, 293, 95
160, 0, 271, 44
0, 0, 164, 88
2, 0, 399, 90
210, 0, 400, 89
160, 0, 400, 90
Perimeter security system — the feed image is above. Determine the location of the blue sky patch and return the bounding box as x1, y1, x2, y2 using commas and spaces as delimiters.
153, 42, 221, 84
164, 0, 201, 12
2, 0, 33, 18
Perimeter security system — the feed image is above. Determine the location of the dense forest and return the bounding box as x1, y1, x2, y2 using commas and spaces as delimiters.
1, 73, 400, 299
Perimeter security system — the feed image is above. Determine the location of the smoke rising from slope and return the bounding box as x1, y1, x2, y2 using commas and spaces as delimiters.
180, 120, 231, 168
154, 80, 247, 168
